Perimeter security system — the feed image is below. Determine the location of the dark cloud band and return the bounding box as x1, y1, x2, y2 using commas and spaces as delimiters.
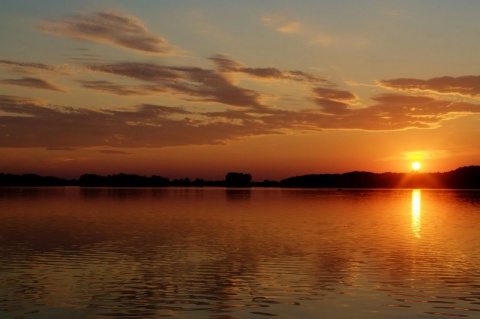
380, 76, 480, 98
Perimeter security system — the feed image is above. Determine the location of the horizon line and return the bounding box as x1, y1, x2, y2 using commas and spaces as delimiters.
1, 164, 479, 182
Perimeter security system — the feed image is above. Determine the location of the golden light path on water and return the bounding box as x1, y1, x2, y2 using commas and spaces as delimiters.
411, 189, 421, 238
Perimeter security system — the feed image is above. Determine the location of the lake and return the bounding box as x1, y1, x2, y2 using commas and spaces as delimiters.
1, 187, 480, 319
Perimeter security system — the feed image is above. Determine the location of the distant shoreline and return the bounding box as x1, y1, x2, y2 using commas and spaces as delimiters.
1, 166, 480, 189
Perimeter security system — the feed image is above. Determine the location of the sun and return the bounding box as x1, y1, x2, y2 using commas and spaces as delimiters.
411, 161, 421, 171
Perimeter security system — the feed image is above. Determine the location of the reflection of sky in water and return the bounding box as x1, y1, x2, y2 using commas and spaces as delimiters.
411, 189, 421, 238
0, 188, 480, 319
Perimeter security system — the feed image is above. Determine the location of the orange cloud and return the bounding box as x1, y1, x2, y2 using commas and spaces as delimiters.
1, 92, 479, 149
312, 87, 357, 115
278, 21, 301, 34
84, 61, 265, 109
261, 14, 301, 34
313, 87, 357, 101
87, 62, 180, 82
0, 60, 72, 75
39, 10, 175, 54
77, 80, 163, 96
209, 55, 324, 82
4, 55, 480, 151
0, 95, 273, 148
204, 92, 480, 131
379, 76, 480, 98
0, 77, 66, 92
267, 93, 475, 128
0, 95, 46, 107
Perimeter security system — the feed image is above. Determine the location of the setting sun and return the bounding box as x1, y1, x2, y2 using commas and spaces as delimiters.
412, 161, 421, 171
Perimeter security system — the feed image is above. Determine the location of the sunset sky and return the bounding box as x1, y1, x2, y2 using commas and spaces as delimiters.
1, 0, 479, 180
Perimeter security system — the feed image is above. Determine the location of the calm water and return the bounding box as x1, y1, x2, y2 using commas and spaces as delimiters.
1, 187, 480, 319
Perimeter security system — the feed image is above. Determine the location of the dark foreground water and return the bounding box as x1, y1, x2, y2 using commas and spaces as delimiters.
1, 187, 480, 319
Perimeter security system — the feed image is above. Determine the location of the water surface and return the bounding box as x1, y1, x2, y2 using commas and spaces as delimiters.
1, 187, 480, 318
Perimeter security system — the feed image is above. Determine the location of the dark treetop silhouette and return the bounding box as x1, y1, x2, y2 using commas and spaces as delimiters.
1, 166, 480, 189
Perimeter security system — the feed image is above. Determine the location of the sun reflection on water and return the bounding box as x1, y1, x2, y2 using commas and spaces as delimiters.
411, 189, 421, 238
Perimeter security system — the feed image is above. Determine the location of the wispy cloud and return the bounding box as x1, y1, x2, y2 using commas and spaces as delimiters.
209, 55, 325, 83
313, 87, 358, 115
82, 56, 327, 109
0, 95, 273, 148
0, 60, 72, 75
379, 76, 480, 98
84, 61, 266, 109
262, 94, 480, 131
313, 87, 357, 101
86, 62, 181, 82
39, 10, 175, 54
261, 14, 301, 34
0, 77, 66, 92
278, 21, 301, 34
261, 13, 367, 48
0, 95, 47, 108
77, 80, 163, 96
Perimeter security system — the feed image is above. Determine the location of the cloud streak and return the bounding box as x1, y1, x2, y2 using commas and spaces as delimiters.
77, 80, 162, 96
84, 61, 266, 109
209, 93, 480, 131
261, 14, 301, 34
81, 56, 326, 111
260, 13, 366, 48
0, 60, 72, 75
380, 76, 480, 98
1, 92, 479, 150
209, 55, 324, 83
39, 10, 175, 54
0, 95, 272, 148
313, 87, 358, 115
0, 77, 66, 92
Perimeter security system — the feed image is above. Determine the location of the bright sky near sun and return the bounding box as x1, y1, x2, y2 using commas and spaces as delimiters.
1, 0, 479, 180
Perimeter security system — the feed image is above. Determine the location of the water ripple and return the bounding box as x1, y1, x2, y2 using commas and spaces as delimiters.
1, 188, 480, 318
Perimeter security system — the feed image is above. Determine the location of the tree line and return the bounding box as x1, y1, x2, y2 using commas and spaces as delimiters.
280, 166, 480, 189
1, 166, 479, 189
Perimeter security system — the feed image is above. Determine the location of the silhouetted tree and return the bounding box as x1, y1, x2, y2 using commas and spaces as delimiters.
225, 172, 252, 187
79, 174, 107, 186
150, 175, 169, 187
79, 173, 169, 187
192, 178, 206, 187
281, 174, 338, 188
